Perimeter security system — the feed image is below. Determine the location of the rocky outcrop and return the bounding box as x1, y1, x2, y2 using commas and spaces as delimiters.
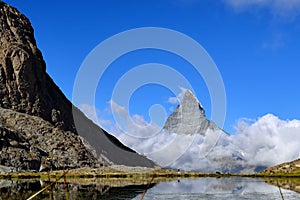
0, 108, 99, 172
262, 159, 300, 193
261, 158, 300, 174
164, 90, 226, 135
0, 2, 156, 172
0, 2, 76, 132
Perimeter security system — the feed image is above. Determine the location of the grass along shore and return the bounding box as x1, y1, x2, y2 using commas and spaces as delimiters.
1, 165, 300, 180
2, 166, 299, 200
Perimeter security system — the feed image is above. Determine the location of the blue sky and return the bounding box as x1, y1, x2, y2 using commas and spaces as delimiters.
5, 0, 300, 133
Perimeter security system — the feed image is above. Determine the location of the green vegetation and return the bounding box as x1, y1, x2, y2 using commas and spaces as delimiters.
1, 169, 300, 181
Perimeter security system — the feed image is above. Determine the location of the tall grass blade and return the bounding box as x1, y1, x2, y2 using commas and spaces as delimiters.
140, 176, 154, 200
26, 170, 69, 200
277, 180, 285, 200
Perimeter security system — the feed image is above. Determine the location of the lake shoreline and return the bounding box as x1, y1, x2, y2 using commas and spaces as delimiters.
1, 166, 300, 181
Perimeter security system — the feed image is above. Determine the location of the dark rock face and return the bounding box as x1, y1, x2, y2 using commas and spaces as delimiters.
0, 2, 76, 132
0, 2, 156, 171
164, 90, 225, 135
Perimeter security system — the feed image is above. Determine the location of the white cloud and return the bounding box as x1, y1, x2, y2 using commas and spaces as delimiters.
79, 104, 111, 126
108, 101, 233, 171
109, 100, 162, 139
233, 114, 300, 167
108, 100, 300, 172
82, 99, 300, 173
80, 104, 98, 122
173, 0, 300, 17
168, 86, 188, 104
224, 0, 300, 17
262, 33, 285, 50
109, 100, 128, 120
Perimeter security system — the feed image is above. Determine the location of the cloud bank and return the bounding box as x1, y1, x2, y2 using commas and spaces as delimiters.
233, 114, 300, 167
80, 101, 300, 172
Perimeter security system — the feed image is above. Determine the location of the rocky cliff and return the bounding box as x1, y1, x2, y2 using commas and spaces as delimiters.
0, 2, 156, 172
0, 2, 76, 132
164, 90, 226, 135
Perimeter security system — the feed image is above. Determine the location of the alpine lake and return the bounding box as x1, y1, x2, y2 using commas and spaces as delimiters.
1, 171, 300, 200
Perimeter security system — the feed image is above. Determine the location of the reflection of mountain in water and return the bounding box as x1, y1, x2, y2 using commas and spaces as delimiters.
264, 178, 300, 194
0, 180, 155, 200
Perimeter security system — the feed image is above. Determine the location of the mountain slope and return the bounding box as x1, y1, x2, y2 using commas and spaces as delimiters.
261, 158, 300, 175
0, 2, 156, 171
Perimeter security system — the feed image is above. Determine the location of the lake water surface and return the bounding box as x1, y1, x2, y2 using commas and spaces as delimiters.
1, 177, 300, 199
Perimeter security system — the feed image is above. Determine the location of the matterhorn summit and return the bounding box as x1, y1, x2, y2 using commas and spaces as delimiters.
164, 90, 225, 135
162, 90, 250, 173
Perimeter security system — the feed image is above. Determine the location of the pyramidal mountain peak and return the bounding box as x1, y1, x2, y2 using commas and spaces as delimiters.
182, 90, 205, 113
164, 90, 226, 135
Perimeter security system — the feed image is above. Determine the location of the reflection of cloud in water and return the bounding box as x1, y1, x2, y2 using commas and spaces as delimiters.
134, 178, 300, 199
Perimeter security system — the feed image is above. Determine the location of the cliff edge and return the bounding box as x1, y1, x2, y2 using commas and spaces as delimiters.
0, 2, 156, 172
